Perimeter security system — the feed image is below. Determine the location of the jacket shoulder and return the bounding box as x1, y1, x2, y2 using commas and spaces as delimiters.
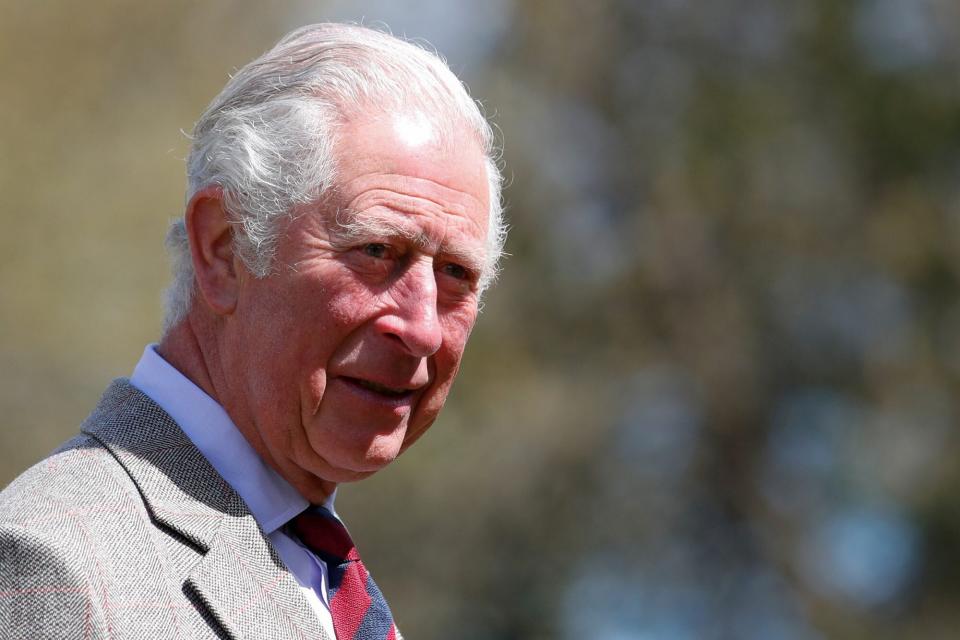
0, 432, 141, 526
0, 379, 252, 639
0, 517, 108, 639
0, 398, 214, 638
0, 434, 124, 639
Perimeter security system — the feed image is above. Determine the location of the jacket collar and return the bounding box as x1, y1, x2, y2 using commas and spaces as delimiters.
81, 379, 330, 640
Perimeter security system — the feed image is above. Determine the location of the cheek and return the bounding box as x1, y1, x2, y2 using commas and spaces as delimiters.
323, 277, 390, 328
296, 279, 388, 407
284, 272, 379, 351
300, 366, 329, 418
440, 308, 478, 354
430, 314, 477, 389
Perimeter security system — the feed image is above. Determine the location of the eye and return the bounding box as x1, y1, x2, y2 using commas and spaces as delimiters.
440, 262, 471, 281
362, 243, 390, 259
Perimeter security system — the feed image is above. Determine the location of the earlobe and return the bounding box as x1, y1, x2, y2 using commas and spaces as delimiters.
185, 186, 240, 315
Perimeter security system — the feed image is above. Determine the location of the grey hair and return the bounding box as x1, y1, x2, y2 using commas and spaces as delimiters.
162, 22, 506, 334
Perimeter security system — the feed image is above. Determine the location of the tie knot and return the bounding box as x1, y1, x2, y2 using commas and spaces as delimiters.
290, 507, 358, 563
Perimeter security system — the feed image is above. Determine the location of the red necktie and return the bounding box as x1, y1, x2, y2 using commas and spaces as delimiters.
290, 507, 398, 640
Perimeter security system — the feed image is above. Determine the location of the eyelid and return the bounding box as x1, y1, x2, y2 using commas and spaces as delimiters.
440, 261, 479, 285
346, 234, 483, 283
442, 252, 483, 276
361, 241, 401, 259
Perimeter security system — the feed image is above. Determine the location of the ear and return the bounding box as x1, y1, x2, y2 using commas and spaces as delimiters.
185, 186, 242, 315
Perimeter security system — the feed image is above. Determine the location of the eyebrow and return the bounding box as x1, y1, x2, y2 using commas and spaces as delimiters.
331, 208, 488, 273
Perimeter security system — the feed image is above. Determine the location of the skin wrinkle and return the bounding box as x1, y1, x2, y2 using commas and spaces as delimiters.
285, 212, 485, 291
331, 176, 488, 279
166, 25, 506, 332
343, 173, 483, 214
160, 109, 490, 504
329, 211, 486, 280
287, 166, 488, 285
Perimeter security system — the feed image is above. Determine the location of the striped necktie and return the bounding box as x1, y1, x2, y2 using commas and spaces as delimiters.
290, 507, 398, 640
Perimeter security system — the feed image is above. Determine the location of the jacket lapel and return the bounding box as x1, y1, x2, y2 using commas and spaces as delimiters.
82, 379, 330, 640
187, 514, 331, 640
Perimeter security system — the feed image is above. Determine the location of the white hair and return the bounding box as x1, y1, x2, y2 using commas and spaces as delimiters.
162, 22, 506, 333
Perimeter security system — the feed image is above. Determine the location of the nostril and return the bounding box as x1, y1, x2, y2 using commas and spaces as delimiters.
383, 331, 407, 347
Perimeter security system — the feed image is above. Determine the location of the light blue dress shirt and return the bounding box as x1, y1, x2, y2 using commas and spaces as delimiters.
130, 344, 337, 639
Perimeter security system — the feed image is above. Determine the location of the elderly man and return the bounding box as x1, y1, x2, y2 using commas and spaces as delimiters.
0, 23, 504, 640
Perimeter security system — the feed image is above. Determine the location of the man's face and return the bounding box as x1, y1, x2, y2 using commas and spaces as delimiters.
221, 110, 490, 497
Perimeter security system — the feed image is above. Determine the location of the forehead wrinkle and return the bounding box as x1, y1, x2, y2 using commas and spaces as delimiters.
342, 173, 486, 222
355, 187, 473, 223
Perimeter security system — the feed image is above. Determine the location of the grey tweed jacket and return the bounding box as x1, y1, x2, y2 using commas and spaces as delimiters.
0, 379, 335, 640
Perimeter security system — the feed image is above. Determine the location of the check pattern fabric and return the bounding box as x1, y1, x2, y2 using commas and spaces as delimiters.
290, 508, 397, 640
0, 379, 335, 639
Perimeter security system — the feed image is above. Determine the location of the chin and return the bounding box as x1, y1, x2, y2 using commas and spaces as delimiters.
318, 435, 405, 479
356, 438, 404, 471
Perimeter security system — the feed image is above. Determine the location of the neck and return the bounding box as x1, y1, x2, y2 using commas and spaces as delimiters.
157, 311, 338, 503
157, 316, 219, 402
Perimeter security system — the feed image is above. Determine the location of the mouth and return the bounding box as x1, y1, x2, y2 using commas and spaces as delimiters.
343, 377, 414, 399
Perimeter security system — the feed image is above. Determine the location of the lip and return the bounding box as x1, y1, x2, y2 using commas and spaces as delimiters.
334, 376, 421, 410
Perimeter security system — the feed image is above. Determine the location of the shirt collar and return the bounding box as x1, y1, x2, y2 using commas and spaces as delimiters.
130, 344, 334, 533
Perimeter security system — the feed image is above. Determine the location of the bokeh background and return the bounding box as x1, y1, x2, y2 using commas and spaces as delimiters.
3, 1, 960, 638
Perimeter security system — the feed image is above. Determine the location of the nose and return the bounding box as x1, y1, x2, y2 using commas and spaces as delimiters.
376, 258, 443, 357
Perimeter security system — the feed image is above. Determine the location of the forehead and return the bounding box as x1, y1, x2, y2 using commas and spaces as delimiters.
330, 110, 491, 239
